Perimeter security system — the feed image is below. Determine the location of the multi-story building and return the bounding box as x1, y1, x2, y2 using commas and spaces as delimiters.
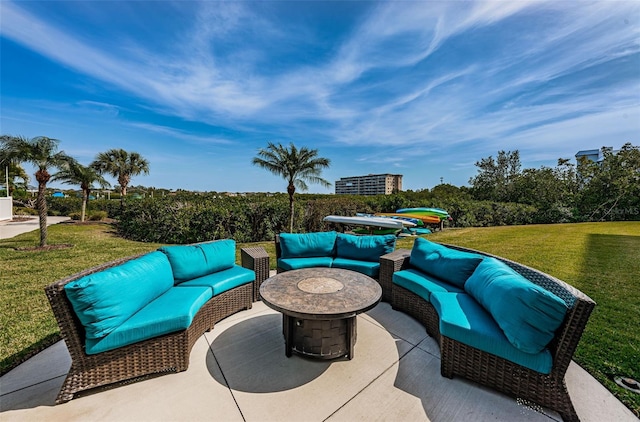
575, 147, 613, 163
335, 174, 403, 195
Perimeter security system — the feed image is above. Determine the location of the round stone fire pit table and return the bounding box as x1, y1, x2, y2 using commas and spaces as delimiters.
259, 268, 382, 360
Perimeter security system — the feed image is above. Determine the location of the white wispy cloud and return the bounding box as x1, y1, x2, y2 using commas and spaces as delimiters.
1, 0, 638, 175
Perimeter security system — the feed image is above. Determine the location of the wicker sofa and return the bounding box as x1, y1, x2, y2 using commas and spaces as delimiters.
379, 238, 595, 422
275, 231, 396, 279
45, 239, 269, 404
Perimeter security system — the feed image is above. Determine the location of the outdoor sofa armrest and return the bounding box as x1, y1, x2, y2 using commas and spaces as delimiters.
378, 248, 411, 302
241, 246, 270, 302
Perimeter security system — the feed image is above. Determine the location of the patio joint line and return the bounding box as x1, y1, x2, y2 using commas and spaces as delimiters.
0, 373, 66, 397
359, 314, 428, 350
322, 342, 420, 421
206, 337, 247, 422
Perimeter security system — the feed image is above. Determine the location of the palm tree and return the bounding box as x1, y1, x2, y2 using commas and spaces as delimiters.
253, 142, 331, 232
0, 146, 30, 195
91, 149, 149, 206
0, 135, 72, 246
52, 160, 110, 222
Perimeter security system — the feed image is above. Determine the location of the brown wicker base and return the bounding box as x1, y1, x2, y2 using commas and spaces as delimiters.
440, 335, 578, 422
284, 315, 356, 359
241, 247, 270, 301
379, 249, 411, 302
391, 284, 440, 340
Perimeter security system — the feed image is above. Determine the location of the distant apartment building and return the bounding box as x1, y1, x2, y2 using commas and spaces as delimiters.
335, 174, 403, 195
575, 147, 613, 163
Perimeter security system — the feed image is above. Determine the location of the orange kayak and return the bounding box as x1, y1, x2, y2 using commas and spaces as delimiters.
375, 213, 441, 224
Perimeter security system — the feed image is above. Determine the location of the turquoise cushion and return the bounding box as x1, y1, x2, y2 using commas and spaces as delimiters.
335, 233, 396, 262
198, 239, 236, 274
431, 292, 553, 374
85, 286, 212, 354
393, 269, 464, 302
465, 258, 568, 354
332, 258, 380, 278
65, 252, 174, 340
409, 238, 483, 288
278, 257, 334, 270
178, 265, 254, 296
158, 244, 206, 283
279, 231, 337, 258
159, 240, 236, 283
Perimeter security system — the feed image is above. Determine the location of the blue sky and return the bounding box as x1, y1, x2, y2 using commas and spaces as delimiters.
1, 1, 639, 193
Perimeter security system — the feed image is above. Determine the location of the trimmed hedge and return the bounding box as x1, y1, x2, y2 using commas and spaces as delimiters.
106, 193, 539, 244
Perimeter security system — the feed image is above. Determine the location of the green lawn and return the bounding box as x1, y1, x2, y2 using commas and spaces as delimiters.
1, 222, 638, 415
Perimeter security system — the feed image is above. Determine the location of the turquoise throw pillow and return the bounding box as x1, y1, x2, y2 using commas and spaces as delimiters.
336, 233, 396, 262
159, 244, 207, 283
464, 258, 568, 354
198, 239, 236, 274
409, 238, 483, 288
159, 240, 236, 283
64, 251, 174, 339
279, 231, 337, 258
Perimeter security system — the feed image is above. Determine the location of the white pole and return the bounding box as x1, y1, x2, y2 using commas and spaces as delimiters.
5, 166, 8, 197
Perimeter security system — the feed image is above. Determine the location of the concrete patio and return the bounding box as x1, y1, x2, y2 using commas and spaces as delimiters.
1, 300, 636, 422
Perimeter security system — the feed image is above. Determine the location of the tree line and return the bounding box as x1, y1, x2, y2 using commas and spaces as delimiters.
1, 135, 149, 247
3, 135, 638, 247
467, 143, 640, 222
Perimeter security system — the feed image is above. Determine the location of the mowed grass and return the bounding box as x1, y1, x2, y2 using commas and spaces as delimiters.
1, 221, 638, 415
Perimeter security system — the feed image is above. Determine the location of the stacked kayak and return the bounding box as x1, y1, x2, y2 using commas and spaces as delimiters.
376, 212, 440, 225
395, 207, 451, 224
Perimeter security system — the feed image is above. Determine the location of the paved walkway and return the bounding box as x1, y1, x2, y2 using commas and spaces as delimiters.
1, 301, 637, 422
0, 216, 71, 239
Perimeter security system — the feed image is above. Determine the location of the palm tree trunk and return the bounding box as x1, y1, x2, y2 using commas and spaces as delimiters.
119, 186, 126, 208
289, 195, 295, 233
81, 189, 88, 222
36, 181, 48, 247
287, 183, 295, 233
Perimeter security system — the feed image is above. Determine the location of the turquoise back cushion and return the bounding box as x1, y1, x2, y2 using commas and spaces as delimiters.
279, 231, 337, 258
464, 258, 568, 354
65, 252, 174, 339
335, 233, 396, 262
198, 239, 236, 274
159, 240, 235, 283
410, 238, 483, 288
159, 244, 206, 282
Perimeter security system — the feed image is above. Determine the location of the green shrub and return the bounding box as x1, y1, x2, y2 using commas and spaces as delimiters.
114, 193, 541, 244
88, 211, 108, 221
13, 207, 38, 216
69, 212, 82, 221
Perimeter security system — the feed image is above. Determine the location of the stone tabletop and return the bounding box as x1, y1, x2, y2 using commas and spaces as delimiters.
259, 268, 382, 320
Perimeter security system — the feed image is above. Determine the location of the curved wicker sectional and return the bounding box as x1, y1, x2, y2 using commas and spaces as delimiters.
44, 237, 594, 420
379, 244, 595, 422
44, 246, 269, 404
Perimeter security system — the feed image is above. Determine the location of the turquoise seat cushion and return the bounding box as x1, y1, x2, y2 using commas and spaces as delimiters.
465, 258, 568, 354
279, 231, 337, 258
85, 286, 212, 355
431, 292, 553, 374
393, 269, 464, 302
409, 238, 483, 288
332, 258, 380, 278
159, 240, 235, 283
178, 265, 254, 296
278, 257, 334, 271
335, 233, 396, 262
65, 251, 174, 340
